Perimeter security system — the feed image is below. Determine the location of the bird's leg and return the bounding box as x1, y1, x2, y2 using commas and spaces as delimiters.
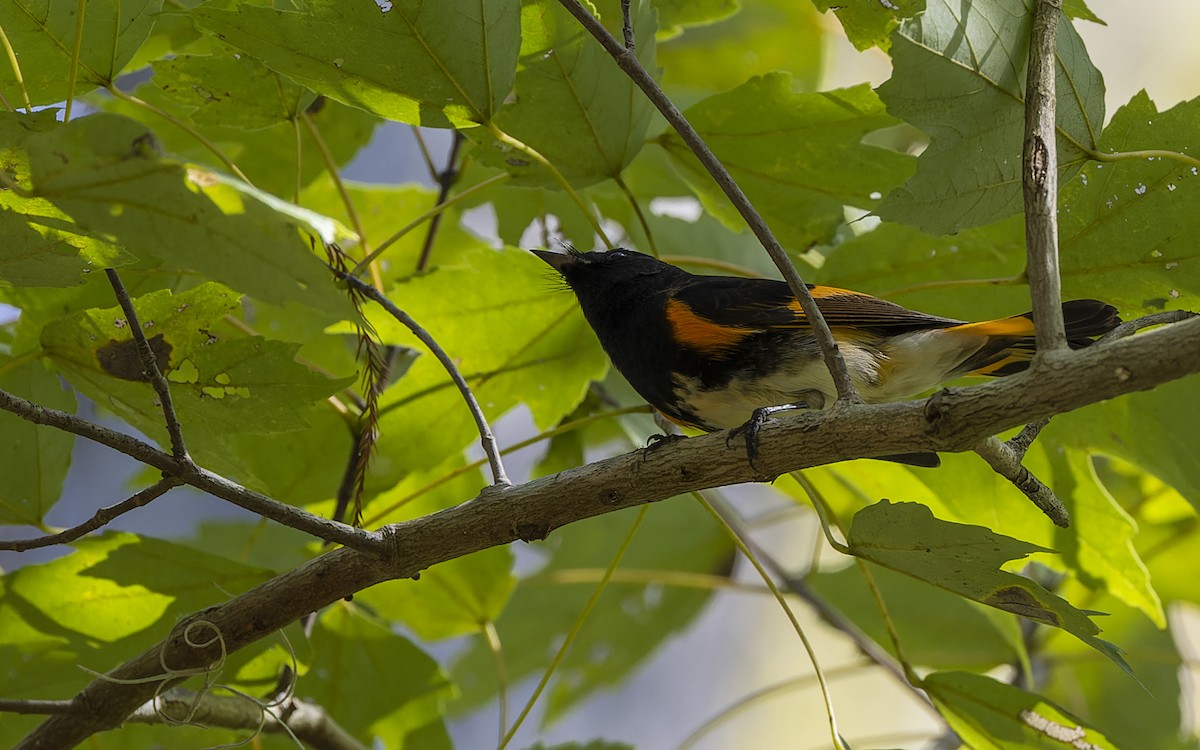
727, 390, 826, 471
643, 411, 687, 459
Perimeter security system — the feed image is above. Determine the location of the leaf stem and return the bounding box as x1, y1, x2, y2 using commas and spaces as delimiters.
416, 131, 464, 272
301, 112, 384, 292
0, 22, 33, 112
106, 85, 253, 184
353, 172, 510, 275
63, 0, 87, 121
482, 620, 509, 747
485, 121, 614, 250
496, 506, 647, 750
854, 558, 923, 686
613, 173, 658, 256
1090, 148, 1200, 171
693, 491, 848, 750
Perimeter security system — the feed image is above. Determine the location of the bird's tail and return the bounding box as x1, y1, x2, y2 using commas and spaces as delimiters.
953, 300, 1121, 377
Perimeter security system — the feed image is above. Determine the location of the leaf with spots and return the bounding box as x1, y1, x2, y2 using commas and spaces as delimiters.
40, 283, 352, 474
847, 501, 1133, 676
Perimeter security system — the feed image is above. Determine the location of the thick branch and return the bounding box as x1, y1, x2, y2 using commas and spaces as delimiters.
0, 390, 383, 553
16, 316, 1200, 749
1022, 0, 1067, 352
555, 0, 858, 402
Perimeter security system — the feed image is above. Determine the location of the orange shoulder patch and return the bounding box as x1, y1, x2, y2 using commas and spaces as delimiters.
665, 298, 756, 354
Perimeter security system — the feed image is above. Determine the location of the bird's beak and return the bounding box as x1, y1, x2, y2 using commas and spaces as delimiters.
530, 248, 575, 272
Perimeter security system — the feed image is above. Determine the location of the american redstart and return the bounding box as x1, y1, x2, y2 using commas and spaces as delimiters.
533, 247, 1120, 467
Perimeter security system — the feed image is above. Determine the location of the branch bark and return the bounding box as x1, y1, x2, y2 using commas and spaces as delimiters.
1022, 0, 1067, 353
15, 315, 1200, 749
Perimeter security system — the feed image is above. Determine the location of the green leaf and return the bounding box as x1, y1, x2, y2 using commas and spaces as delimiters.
878, 0, 1105, 233
0, 111, 134, 287
363, 247, 608, 482
360, 547, 515, 641
1059, 92, 1200, 313
15, 112, 353, 318
658, 75, 914, 250
1063, 0, 1105, 24
93, 83, 381, 200
810, 0, 924, 52
654, 0, 740, 38
151, 51, 314, 130
40, 283, 352, 466
925, 671, 1119, 749
470, 0, 655, 188
847, 500, 1133, 675
0, 357, 74, 525
4, 532, 270, 642
306, 605, 454, 750
0, 0, 160, 106
1052, 379, 1200, 516
808, 564, 1021, 670
1040, 444, 1163, 627
657, 0, 823, 93
452, 499, 735, 720
193, 0, 521, 128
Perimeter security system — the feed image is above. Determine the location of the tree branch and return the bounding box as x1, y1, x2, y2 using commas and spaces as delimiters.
1022, 0, 1067, 353
0, 477, 182, 551
125, 687, 366, 750
555, 0, 859, 403
0, 389, 383, 553
16, 315, 1200, 749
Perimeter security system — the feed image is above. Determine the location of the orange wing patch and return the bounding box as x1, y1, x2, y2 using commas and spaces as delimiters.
807, 285, 872, 299
666, 298, 757, 354
949, 316, 1036, 337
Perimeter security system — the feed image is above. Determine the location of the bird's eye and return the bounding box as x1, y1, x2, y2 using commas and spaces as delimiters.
608, 249, 628, 259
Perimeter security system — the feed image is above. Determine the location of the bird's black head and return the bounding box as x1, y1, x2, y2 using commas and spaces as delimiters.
531, 247, 685, 306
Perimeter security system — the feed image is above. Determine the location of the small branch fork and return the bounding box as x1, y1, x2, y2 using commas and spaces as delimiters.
557, 0, 859, 404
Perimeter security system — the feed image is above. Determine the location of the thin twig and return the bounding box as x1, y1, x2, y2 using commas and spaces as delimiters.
0, 477, 181, 552
1022, 0, 1068, 353
352, 172, 510, 275
0, 23, 32, 112
0, 388, 384, 552
557, 0, 858, 402
0, 700, 83, 715
333, 271, 511, 486
105, 269, 189, 460
613, 173, 658, 256
416, 132, 465, 272
619, 0, 635, 49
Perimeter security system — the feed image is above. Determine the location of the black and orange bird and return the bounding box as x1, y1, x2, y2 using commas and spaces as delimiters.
533, 247, 1120, 466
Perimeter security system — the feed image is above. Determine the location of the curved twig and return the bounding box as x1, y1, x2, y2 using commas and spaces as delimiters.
334, 270, 511, 487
